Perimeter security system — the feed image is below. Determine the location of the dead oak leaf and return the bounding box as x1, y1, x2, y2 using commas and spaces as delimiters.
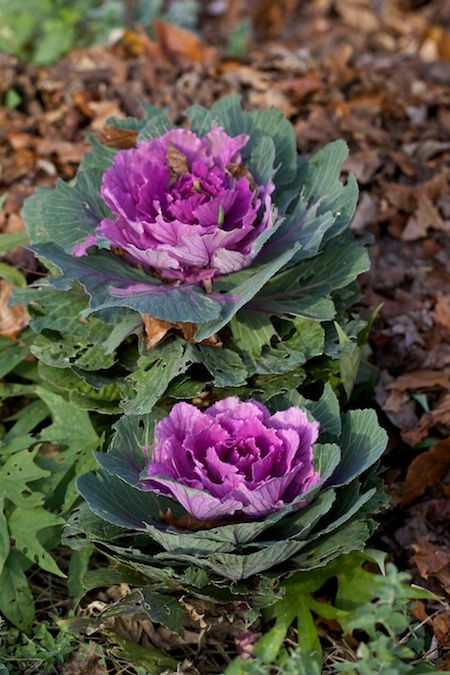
402, 439, 450, 504
0, 282, 29, 339
387, 370, 450, 392
153, 19, 217, 66
402, 191, 448, 241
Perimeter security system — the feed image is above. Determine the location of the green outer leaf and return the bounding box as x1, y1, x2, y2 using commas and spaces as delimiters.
299, 384, 342, 437
79, 135, 116, 172
42, 169, 110, 253
186, 95, 297, 186
67, 545, 94, 598
123, 341, 191, 415
32, 243, 222, 324
246, 135, 275, 184
285, 317, 325, 361
299, 140, 359, 243
96, 411, 162, 486
0, 550, 35, 632
138, 112, 173, 140
313, 443, 341, 483
156, 539, 306, 581
197, 345, 247, 387
335, 321, 361, 399
328, 409, 388, 487
77, 470, 164, 531
250, 240, 369, 318
196, 244, 301, 340
291, 519, 371, 571
230, 310, 275, 357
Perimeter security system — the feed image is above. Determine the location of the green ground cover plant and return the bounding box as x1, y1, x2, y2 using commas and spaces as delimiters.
0, 0, 199, 66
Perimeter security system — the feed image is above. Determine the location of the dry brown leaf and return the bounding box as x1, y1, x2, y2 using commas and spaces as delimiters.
160, 507, 231, 531
411, 601, 450, 645
433, 295, 450, 331
413, 537, 450, 594
402, 439, 450, 504
153, 19, 217, 65
167, 143, 190, 178
62, 642, 107, 675
142, 315, 196, 349
100, 125, 138, 149
0, 282, 29, 338
251, 0, 297, 38
421, 25, 450, 62
388, 370, 450, 392
402, 191, 448, 241
142, 315, 222, 349
431, 394, 450, 427
88, 101, 122, 132
335, 0, 380, 32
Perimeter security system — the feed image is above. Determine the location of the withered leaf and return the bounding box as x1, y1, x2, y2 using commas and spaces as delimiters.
142, 315, 222, 349
167, 143, 189, 179
388, 370, 450, 392
402, 439, 450, 504
0, 281, 29, 339
142, 315, 196, 349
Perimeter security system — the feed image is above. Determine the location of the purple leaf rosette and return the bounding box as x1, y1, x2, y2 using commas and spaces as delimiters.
141, 396, 320, 521
84, 128, 274, 284
77, 388, 388, 581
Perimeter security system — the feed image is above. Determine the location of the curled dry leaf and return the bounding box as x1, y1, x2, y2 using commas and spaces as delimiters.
142, 315, 197, 349
142, 315, 222, 349
0, 281, 29, 338
100, 126, 138, 149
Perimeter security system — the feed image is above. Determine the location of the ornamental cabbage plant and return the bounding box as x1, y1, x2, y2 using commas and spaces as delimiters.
70, 386, 387, 618
19, 96, 370, 414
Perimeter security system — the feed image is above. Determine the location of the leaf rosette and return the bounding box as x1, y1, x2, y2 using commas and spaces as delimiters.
22, 96, 364, 341
73, 388, 388, 592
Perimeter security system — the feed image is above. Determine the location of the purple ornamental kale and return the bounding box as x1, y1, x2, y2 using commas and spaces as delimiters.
76, 128, 274, 283
142, 397, 320, 521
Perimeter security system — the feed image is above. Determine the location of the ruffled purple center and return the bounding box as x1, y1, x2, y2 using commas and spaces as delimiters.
142, 397, 320, 521
79, 128, 274, 283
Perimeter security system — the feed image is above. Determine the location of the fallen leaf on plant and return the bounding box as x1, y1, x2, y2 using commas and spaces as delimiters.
0, 281, 29, 338
142, 315, 196, 349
